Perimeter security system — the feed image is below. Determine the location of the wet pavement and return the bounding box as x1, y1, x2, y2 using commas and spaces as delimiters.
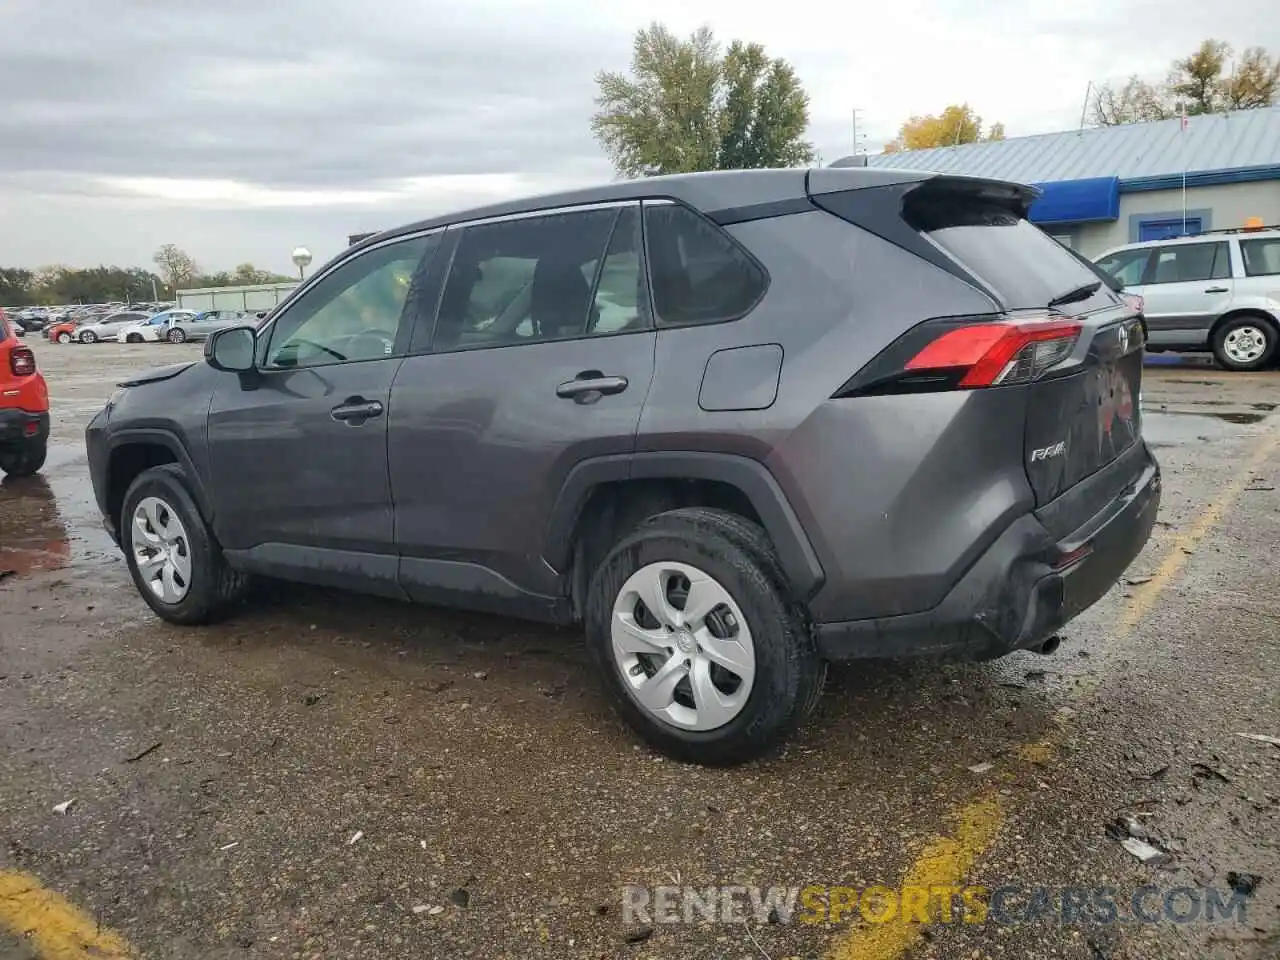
1, 341, 1278, 960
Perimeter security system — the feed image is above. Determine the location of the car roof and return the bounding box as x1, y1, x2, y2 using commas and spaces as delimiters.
1101, 228, 1280, 258
349, 167, 955, 251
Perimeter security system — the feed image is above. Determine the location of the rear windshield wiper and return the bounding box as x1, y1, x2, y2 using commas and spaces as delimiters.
1047, 280, 1101, 309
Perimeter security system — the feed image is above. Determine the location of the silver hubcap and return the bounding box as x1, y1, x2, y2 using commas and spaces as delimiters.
1224, 325, 1267, 364
130, 496, 192, 603
611, 561, 755, 731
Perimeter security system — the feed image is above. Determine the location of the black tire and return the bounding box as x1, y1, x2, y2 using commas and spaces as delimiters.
1211, 314, 1278, 372
0, 439, 47, 478
79, 330, 97, 344
120, 464, 249, 625
168, 327, 186, 343
585, 507, 825, 766
126, 333, 143, 343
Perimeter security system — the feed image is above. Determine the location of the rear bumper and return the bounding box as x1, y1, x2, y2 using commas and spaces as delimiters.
814, 444, 1161, 661
0, 408, 49, 445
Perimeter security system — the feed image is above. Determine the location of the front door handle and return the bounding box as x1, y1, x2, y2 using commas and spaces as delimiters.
555, 372, 629, 404
330, 397, 384, 424
1204, 286, 1229, 294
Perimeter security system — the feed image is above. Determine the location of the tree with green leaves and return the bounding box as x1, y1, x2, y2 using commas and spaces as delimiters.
592, 24, 814, 177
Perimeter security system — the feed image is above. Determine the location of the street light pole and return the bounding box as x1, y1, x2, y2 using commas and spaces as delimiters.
291, 246, 313, 282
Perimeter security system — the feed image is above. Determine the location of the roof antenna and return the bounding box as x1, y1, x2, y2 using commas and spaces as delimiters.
1078, 80, 1092, 133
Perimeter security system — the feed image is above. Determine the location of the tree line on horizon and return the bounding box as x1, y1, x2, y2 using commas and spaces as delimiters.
1, 244, 295, 307
591, 28, 1279, 171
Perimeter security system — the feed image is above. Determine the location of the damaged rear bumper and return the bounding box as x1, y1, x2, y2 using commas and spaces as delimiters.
814, 446, 1161, 661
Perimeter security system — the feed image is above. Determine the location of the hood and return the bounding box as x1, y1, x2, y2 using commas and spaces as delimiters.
117, 360, 197, 387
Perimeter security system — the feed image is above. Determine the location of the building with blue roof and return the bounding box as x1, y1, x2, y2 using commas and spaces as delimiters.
843, 105, 1280, 257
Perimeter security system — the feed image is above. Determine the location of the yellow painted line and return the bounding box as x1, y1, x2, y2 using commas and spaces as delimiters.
827, 429, 1280, 960
0, 870, 135, 959
1114, 431, 1280, 638
827, 796, 1002, 960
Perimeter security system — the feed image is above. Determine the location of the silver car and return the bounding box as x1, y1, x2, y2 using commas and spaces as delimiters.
161, 310, 249, 344
77, 311, 152, 343
1093, 227, 1280, 370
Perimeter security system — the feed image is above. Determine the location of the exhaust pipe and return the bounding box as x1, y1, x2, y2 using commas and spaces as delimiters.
1034, 634, 1062, 655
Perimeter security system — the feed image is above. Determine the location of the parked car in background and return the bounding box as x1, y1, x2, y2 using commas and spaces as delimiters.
46, 318, 80, 342
1093, 227, 1280, 370
117, 309, 199, 343
76, 311, 151, 343
87, 168, 1159, 764
161, 309, 249, 343
0, 308, 48, 477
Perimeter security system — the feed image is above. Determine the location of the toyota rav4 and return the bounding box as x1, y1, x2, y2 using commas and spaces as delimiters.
87, 169, 1160, 765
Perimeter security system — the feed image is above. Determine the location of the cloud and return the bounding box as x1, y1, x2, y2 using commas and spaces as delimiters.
1, 0, 1278, 273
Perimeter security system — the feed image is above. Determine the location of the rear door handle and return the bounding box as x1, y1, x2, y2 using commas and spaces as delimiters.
1204, 286, 1229, 293
330, 397, 384, 423
555, 373, 628, 404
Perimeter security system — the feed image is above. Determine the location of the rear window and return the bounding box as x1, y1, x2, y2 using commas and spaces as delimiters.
907, 197, 1112, 311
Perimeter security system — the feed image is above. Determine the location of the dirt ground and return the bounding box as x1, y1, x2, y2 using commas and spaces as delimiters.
1, 340, 1277, 960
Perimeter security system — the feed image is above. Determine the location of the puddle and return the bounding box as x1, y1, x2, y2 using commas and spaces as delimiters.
1160, 410, 1268, 425
1142, 410, 1266, 447
0, 449, 117, 579
1253, 402, 1278, 412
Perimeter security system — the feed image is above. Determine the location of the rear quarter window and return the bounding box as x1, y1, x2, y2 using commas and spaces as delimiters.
643, 203, 767, 327
1241, 237, 1280, 277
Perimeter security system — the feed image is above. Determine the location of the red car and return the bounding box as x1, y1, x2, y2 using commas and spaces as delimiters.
0, 308, 49, 477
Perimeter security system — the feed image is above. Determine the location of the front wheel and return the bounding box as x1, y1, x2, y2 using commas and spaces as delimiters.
121, 464, 250, 624
79, 330, 97, 344
585, 507, 824, 766
56, 331, 72, 344
1212, 315, 1277, 371
0, 439, 47, 478
126, 333, 143, 343
167, 327, 186, 343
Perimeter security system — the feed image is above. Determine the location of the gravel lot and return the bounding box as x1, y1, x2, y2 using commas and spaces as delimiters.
1, 340, 1278, 960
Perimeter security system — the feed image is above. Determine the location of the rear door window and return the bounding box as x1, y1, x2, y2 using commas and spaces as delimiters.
1147, 242, 1230, 284
643, 203, 767, 327
1241, 237, 1280, 277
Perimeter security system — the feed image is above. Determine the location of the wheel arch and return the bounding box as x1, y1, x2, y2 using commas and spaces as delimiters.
1210, 306, 1280, 342
544, 452, 825, 606
105, 430, 212, 539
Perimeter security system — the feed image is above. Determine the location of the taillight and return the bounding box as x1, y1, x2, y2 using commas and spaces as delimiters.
905, 317, 1082, 388
834, 314, 1083, 398
10, 347, 36, 376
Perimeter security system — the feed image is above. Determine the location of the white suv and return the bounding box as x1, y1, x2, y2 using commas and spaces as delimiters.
1093, 228, 1280, 371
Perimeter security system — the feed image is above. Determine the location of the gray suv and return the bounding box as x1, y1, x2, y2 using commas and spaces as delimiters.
87, 169, 1160, 765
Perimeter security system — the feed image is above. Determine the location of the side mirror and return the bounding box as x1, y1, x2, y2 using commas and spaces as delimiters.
205, 326, 256, 372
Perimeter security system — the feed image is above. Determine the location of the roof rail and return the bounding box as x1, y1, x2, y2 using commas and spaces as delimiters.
1199, 224, 1280, 236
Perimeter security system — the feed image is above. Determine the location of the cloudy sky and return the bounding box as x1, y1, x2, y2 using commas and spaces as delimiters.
2, 0, 1277, 275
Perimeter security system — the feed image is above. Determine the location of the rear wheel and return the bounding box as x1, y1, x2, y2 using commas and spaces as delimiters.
0, 439, 47, 478
167, 327, 186, 343
585, 507, 824, 766
1212, 315, 1277, 371
121, 464, 249, 624
79, 330, 97, 343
